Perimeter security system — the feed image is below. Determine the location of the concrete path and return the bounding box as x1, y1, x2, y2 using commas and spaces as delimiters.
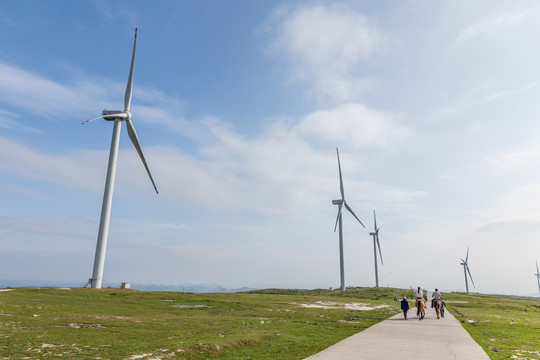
304, 299, 490, 359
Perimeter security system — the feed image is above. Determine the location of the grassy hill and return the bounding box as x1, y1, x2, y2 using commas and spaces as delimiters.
442, 291, 540, 359
0, 287, 538, 359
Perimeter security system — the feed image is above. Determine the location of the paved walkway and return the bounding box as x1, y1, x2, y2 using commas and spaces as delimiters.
304, 297, 490, 360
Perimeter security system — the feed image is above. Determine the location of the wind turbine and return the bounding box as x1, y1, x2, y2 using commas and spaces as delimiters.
535, 260, 540, 294
332, 148, 365, 291
460, 247, 475, 294
83, 29, 158, 289
368, 210, 383, 287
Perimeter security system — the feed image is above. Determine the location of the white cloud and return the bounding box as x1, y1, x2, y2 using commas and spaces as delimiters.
267, 4, 383, 103
486, 148, 540, 171
452, 12, 528, 50
0, 101, 415, 216
293, 103, 412, 149
0, 61, 182, 123
0, 108, 42, 133
0, 57, 420, 223
0, 136, 107, 192
0, 61, 121, 118
484, 82, 536, 102
475, 216, 540, 235
428, 81, 536, 124
0, 216, 84, 240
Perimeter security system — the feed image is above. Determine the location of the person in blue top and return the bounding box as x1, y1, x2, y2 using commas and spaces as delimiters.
400, 296, 409, 320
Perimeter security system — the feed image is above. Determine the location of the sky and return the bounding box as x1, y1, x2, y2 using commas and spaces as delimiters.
1, 0, 540, 296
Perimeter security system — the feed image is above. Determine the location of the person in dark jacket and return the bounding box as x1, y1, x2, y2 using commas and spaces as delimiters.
401, 296, 409, 320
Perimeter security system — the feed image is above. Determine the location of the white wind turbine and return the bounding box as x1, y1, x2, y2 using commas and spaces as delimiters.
368, 210, 383, 287
83, 29, 158, 289
332, 148, 365, 291
535, 260, 540, 294
460, 247, 475, 294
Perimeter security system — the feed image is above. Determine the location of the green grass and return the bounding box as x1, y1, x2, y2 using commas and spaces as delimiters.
444, 292, 540, 360
2, 287, 538, 359
0, 287, 403, 359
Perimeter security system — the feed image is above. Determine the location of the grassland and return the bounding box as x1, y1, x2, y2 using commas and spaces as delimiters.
443, 292, 540, 360
1, 287, 539, 360
0, 287, 403, 359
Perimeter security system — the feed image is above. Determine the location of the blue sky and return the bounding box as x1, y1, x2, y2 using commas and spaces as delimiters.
1, 0, 540, 295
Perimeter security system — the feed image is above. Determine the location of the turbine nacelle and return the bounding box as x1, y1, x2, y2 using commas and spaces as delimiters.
332, 199, 343, 205
102, 110, 131, 121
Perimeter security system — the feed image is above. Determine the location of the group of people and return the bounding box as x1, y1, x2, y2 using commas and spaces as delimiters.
399, 286, 445, 320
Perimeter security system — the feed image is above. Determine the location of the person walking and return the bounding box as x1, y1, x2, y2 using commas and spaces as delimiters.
401, 296, 409, 320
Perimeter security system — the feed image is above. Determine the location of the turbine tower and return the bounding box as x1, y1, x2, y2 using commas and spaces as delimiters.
460, 247, 475, 294
368, 210, 383, 287
83, 29, 158, 289
332, 148, 365, 291
535, 260, 540, 294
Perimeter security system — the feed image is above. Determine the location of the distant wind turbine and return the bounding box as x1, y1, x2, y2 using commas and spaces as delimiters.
83, 29, 158, 289
332, 148, 365, 291
460, 247, 475, 294
368, 210, 383, 287
535, 260, 540, 294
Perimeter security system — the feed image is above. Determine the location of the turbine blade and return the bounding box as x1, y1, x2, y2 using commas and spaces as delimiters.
536, 260, 539, 274
376, 234, 383, 265
344, 202, 365, 228
82, 114, 108, 125
373, 210, 377, 232
125, 118, 158, 194
336, 148, 344, 200
466, 265, 475, 288
334, 203, 343, 232
124, 28, 137, 112
466, 246, 470, 262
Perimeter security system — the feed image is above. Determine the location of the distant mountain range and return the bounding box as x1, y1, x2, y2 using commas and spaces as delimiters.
2, 280, 537, 297
0, 279, 256, 293
130, 283, 256, 293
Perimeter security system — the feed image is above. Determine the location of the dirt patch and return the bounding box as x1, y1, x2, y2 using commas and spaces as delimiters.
125, 353, 153, 360
68, 323, 106, 329
512, 349, 540, 359
299, 301, 390, 311
0, 289, 14, 292
124, 349, 185, 360
171, 304, 208, 309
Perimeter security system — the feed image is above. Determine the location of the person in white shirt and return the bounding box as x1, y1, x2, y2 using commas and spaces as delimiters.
410, 286, 423, 299
410, 286, 424, 315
